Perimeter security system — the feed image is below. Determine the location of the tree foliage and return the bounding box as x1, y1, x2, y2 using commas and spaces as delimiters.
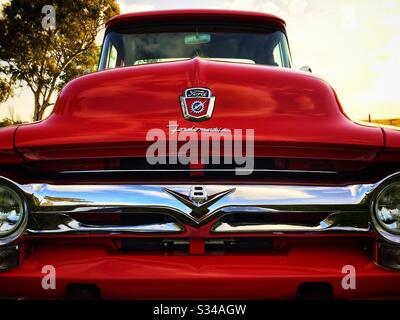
0, 117, 24, 128
0, 0, 119, 121
0, 78, 13, 103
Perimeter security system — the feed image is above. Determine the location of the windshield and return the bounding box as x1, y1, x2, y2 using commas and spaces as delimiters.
99, 27, 291, 70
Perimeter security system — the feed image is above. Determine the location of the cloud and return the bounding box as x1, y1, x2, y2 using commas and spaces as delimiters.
118, 1, 156, 13
224, 0, 286, 17
357, 36, 400, 104
383, 0, 397, 9
381, 14, 400, 27
224, 0, 308, 17
341, 5, 358, 30
284, 0, 308, 16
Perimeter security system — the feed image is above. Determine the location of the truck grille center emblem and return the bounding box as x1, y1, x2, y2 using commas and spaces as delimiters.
180, 88, 216, 122
164, 186, 235, 221
189, 186, 208, 204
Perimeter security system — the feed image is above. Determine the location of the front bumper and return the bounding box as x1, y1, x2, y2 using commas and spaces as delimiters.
1, 242, 400, 300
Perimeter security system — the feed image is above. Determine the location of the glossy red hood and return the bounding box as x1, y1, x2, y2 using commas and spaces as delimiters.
15, 58, 384, 162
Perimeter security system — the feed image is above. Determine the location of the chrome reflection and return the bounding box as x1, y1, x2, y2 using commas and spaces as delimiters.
24, 184, 376, 207
212, 211, 370, 233
0, 172, 399, 239
19, 182, 378, 230
28, 212, 184, 234
24, 183, 376, 211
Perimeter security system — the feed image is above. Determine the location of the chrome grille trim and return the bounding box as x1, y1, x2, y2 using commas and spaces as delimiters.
23, 183, 375, 211
212, 222, 370, 233
18, 182, 379, 233
3, 172, 400, 242
28, 212, 183, 234
59, 169, 338, 174
5, 172, 400, 236
211, 211, 370, 234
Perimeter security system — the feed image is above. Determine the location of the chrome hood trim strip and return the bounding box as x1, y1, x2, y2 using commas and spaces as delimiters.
59, 169, 338, 174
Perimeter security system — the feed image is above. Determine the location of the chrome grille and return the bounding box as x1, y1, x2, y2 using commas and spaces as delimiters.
18, 182, 378, 235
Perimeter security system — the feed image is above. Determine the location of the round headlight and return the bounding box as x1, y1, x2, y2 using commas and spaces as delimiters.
374, 182, 400, 238
0, 184, 26, 242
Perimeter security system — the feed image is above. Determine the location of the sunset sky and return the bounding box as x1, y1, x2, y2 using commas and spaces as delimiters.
0, 0, 399, 121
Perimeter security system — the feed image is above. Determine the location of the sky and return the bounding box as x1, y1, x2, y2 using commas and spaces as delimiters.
0, 0, 399, 121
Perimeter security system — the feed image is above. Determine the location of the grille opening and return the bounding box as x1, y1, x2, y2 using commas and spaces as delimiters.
205, 238, 274, 255
219, 212, 329, 226
121, 238, 275, 255
68, 212, 176, 227
297, 282, 333, 300
121, 238, 190, 255
65, 284, 102, 300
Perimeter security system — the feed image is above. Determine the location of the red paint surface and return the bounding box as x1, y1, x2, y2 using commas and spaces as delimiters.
0, 126, 21, 164
0, 243, 399, 299
106, 9, 286, 29
384, 128, 400, 148
14, 58, 384, 162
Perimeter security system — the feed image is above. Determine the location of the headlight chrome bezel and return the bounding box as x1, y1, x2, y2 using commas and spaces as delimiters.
0, 178, 28, 246
371, 179, 400, 244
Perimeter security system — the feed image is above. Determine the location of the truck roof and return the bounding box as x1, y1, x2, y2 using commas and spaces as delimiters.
106, 9, 286, 30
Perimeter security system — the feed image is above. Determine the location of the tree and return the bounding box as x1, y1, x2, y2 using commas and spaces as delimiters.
0, 118, 14, 128
0, 117, 24, 128
0, 77, 15, 103
0, 0, 119, 121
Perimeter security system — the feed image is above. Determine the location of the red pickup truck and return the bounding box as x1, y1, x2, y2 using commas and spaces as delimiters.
0, 9, 400, 299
